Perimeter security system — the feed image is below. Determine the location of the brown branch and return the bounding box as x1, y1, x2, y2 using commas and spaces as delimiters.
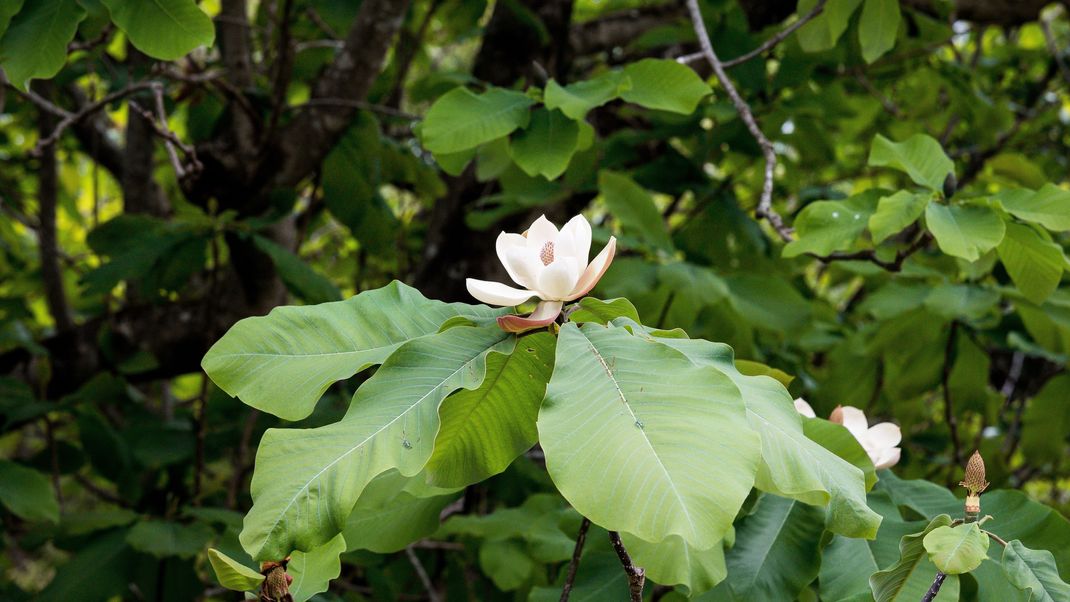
32, 81, 156, 154
34, 81, 75, 332
921, 572, 948, 602
559, 517, 591, 602
811, 227, 931, 271
127, 83, 202, 180
684, 0, 792, 242
984, 530, 1008, 547
608, 531, 644, 602
679, 0, 828, 68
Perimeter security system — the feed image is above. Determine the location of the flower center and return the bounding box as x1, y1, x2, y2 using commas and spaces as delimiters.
539, 241, 554, 266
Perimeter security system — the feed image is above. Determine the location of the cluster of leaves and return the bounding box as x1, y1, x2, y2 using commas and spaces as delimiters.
0, 0, 1069, 600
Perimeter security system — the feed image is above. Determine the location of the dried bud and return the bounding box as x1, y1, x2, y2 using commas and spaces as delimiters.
959, 450, 989, 496
259, 558, 294, 602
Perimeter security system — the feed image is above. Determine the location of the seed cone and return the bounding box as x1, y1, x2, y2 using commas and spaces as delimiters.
959, 450, 989, 496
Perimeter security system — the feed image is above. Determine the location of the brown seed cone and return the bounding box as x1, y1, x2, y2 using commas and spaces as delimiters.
959, 450, 989, 496
259, 566, 294, 602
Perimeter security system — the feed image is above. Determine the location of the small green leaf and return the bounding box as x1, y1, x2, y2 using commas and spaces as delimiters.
288, 534, 347, 602
998, 222, 1065, 305
568, 297, 642, 325
598, 170, 673, 250
782, 191, 881, 257
420, 87, 535, 154
998, 184, 1070, 231
868, 191, 930, 244
100, 0, 214, 60
544, 71, 630, 119
923, 523, 990, 574
252, 235, 342, 305
619, 58, 712, 114
859, 0, 900, 63
869, 134, 954, 191
925, 203, 1006, 261
1001, 539, 1070, 602
797, 0, 863, 53
870, 515, 961, 602
509, 108, 580, 180
125, 520, 214, 558
432, 146, 477, 175
0, 0, 86, 90
207, 548, 264, 592
0, 460, 60, 523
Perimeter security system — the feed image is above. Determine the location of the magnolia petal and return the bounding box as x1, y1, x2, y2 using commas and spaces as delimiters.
559, 214, 592, 267
793, 398, 817, 418
496, 233, 532, 286
867, 422, 902, 449
465, 278, 536, 307
526, 215, 559, 249
537, 257, 580, 300
872, 447, 901, 470
502, 246, 543, 290
836, 406, 870, 440
566, 236, 617, 300
497, 300, 563, 333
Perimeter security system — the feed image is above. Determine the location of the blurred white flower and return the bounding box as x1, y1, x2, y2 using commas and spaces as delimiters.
793, 399, 902, 470
466, 214, 616, 333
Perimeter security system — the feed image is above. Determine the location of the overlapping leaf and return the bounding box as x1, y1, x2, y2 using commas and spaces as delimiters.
240, 324, 513, 560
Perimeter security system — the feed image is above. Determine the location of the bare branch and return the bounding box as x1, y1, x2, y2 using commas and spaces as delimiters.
32, 81, 156, 154
608, 531, 644, 602
405, 546, 441, 602
127, 83, 202, 180
560, 517, 591, 602
684, 0, 792, 242
34, 81, 75, 332
680, 0, 828, 68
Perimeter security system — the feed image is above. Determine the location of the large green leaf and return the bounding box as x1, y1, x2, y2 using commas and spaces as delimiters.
125, 519, 213, 559
997, 222, 1065, 305
538, 323, 760, 547
1002, 539, 1070, 602
529, 552, 630, 601
1022, 374, 1070, 464
544, 71, 630, 119
0, 459, 59, 523
923, 523, 989, 574
38, 529, 135, 602
624, 533, 726, 596
420, 86, 535, 154
202, 281, 499, 421
820, 535, 880, 602
652, 336, 880, 539
509, 108, 580, 180
208, 548, 264, 592
619, 58, 711, 114
698, 495, 826, 601
998, 184, 1070, 231
859, 0, 900, 63
868, 190, 930, 244
252, 235, 342, 305
974, 554, 1030, 602
288, 533, 346, 602
0, 0, 85, 90
424, 331, 555, 487
240, 325, 513, 560
343, 471, 457, 553
869, 515, 960, 602
925, 203, 1006, 261
598, 170, 674, 251
797, 0, 863, 52
782, 191, 882, 258
869, 134, 954, 191
101, 0, 214, 60
0, 0, 24, 38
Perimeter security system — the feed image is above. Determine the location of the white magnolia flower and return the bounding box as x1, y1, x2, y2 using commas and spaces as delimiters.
794, 399, 902, 470
466, 214, 617, 333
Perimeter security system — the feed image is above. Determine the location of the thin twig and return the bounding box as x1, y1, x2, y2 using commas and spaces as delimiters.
984, 530, 1008, 547
405, 546, 441, 602
608, 531, 644, 602
680, 0, 828, 69
32, 81, 157, 153
921, 572, 948, 602
293, 97, 418, 120
684, 0, 791, 242
127, 83, 202, 178
73, 473, 125, 506
811, 231, 931, 272
560, 518, 591, 602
